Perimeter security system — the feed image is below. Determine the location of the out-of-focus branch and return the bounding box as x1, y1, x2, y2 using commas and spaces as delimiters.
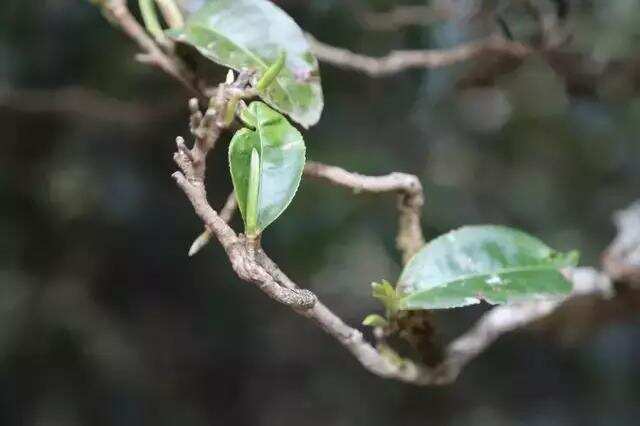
165, 68, 435, 384
154, 0, 184, 28
358, 4, 456, 31
0, 87, 177, 123
304, 161, 425, 263
603, 201, 640, 285
219, 191, 238, 223
176, 122, 640, 385
308, 34, 531, 77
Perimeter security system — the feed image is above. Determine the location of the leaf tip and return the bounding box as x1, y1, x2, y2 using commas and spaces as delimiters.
188, 230, 211, 257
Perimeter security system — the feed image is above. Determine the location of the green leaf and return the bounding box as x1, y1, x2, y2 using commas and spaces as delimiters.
371, 280, 401, 316
397, 225, 579, 310
167, 0, 323, 128
362, 314, 388, 328
229, 101, 305, 237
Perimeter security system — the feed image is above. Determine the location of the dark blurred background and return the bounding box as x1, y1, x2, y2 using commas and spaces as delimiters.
2, 0, 640, 425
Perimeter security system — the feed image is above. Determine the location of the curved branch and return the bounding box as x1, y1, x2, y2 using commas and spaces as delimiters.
304, 161, 425, 263
308, 34, 531, 77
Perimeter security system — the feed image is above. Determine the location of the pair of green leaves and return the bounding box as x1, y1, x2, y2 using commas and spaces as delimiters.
228, 101, 305, 238
368, 225, 578, 314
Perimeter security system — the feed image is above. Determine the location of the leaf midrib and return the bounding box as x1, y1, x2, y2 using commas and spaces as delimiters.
400, 263, 568, 298
254, 107, 304, 230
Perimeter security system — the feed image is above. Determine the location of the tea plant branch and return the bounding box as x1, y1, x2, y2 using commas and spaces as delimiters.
170, 72, 634, 385
308, 34, 532, 77
96, 3, 639, 385
171, 114, 432, 382
173, 110, 630, 385
304, 161, 425, 263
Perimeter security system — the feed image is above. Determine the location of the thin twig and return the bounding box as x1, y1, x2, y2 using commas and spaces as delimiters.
304, 161, 425, 263
308, 34, 532, 77
219, 191, 238, 223
189, 192, 237, 257
0, 86, 176, 123
358, 4, 456, 31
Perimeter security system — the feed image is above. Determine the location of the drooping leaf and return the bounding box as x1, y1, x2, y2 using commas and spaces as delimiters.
229, 101, 305, 237
396, 225, 579, 310
168, 0, 323, 128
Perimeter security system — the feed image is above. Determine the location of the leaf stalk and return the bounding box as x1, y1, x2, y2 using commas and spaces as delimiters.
256, 51, 286, 92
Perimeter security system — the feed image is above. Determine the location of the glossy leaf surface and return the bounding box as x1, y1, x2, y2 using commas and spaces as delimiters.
168, 0, 323, 128
397, 225, 578, 310
229, 102, 305, 237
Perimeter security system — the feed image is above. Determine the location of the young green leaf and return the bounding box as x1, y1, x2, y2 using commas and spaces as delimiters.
256, 51, 286, 92
396, 225, 578, 310
362, 314, 388, 328
228, 102, 305, 237
371, 280, 401, 316
167, 0, 323, 128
